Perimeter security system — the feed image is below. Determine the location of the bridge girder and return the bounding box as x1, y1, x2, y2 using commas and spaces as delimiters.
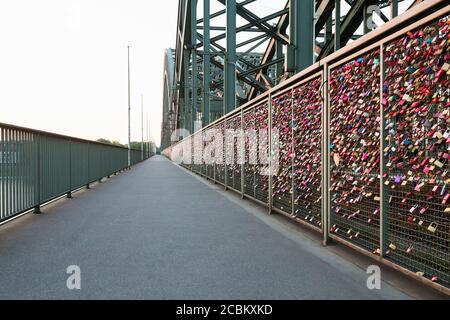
164, 0, 415, 147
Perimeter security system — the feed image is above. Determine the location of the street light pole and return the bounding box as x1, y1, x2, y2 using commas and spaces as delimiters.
146, 111, 149, 158
127, 45, 131, 168
141, 94, 144, 161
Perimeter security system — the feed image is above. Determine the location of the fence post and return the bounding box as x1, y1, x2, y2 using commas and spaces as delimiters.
33, 133, 41, 214
67, 139, 73, 198
86, 142, 90, 189
322, 63, 330, 245
291, 89, 295, 216
241, 107, 245, 198
268, 93, 273, 214
224, 118, 228, 191
379, 42, 387, 259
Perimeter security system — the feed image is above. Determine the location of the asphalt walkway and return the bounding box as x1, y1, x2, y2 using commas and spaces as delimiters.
0, 156, 412, 299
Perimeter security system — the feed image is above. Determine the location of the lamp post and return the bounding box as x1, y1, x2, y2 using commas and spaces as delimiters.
141, 94, 144, 161
127, 45, 131, 168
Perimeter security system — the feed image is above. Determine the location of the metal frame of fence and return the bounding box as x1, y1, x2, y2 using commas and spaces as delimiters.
0, 122, 152, 223
163, 0, 450, 295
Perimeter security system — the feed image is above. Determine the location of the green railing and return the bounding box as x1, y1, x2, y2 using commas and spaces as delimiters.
0, 122, 152, 222
164, 1, 450, 295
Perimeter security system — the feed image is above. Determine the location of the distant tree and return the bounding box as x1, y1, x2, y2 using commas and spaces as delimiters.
97, 138, 112, 145
111, 140, 125, 147
129, 141, 143, 150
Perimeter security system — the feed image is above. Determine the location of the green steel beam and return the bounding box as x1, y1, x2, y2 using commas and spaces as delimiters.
183, 49, 191, 133
289, 0, 314, 72
275, 40, 283, 81
203, 0, 211, 127
217, 0, 287, 45
191, 0, 198, 132
391, 0, 399, 18
196, 0, 256, 23
236, 33, 268, 49
194, 34, 268, 93
335, 0, 341, 51
224, 0, 237, 114
198, 8, 289, 48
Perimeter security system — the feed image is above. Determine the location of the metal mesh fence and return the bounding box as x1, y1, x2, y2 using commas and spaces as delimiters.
165, 5, 450, 292
383, 14, 450, 287
292, 76, 323, 229
271, 91, 294, 214
215, 121, 226, 184
329, 48, 381, 253
254, 102, 269, 204
244, 107, 257, 198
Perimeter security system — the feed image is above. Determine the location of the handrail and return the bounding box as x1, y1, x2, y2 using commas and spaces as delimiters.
0, 122, 141, 151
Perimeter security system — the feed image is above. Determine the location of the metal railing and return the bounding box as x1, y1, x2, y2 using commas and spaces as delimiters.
163, 0, 450, 295
0, 122, 152, 222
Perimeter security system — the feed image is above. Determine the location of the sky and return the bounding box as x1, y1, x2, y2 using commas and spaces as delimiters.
0, 0, 179, 147
0, 0, 412, 147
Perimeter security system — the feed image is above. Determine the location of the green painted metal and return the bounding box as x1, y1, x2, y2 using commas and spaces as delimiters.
0, 122, 152, 222
203, 0, 211, 127
224, 0, 236, 114
334, 0, 341, 51
289, 0, 314, 72
391, 0, 399, 19
191, 0, 198, 132
184, 50, 192, 133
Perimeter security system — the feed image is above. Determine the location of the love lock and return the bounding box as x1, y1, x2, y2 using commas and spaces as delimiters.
427, 222, 438, 233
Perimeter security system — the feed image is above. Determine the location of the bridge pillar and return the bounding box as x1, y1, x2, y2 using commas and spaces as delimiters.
202, 0, 211, 127
191, 0, 198, 132
183, 50, 191, 133
287, 0, 314, 73
224, 0, 236, 114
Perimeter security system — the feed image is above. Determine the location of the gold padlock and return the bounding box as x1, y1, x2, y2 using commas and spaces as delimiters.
427, 222, 438, 233
389, 243, 397, 250
416, 271, 425, 277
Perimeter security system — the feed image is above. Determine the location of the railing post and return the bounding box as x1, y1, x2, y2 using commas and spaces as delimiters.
322, 63, 330, 245
67, 139, 72, 198
291, 89, 295, 216
86, 142, 90, 189
33, 133, 41, 214
213, 142, 217, 184
240, 107, 244, 199
268, 93, 273, 214
253, 108, 256, 198
379, 42, 387, 259
224, 118, 228, 191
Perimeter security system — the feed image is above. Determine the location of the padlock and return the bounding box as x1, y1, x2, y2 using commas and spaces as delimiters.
427, 222, 438, 233
442, 193, 449, 205
410, 205, 419, 213
416, 271, 425, 277
420, 207, 428, 214
406, 246, 413, 254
